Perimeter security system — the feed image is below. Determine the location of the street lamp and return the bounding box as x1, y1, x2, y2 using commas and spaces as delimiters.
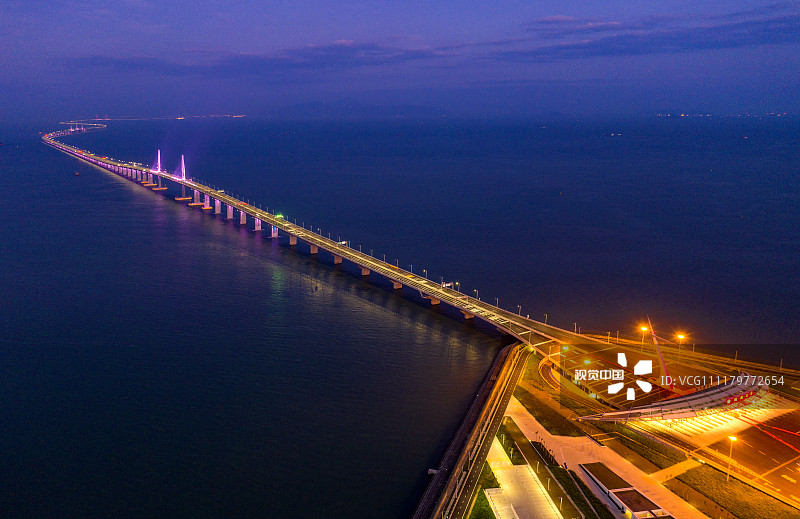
727, 436, 737, 481
517, 305, 521, 315
544, 313, 547, 324
640, 326, 648, 351
677, 334, 685, 346
495, 297, 499, 307
474, 289, 479, 300
422, 269, 427, 279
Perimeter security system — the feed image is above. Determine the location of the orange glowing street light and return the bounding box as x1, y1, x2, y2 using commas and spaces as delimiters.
677, 334, 686, 346
726, 436, 737, 482
640, 326, 648, 351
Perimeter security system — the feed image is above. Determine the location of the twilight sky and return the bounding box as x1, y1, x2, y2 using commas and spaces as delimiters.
2, 0, 799, 120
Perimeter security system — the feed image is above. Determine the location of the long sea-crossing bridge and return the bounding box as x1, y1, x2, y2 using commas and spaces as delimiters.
44, 124, 591, 355
44, 123, 800, 518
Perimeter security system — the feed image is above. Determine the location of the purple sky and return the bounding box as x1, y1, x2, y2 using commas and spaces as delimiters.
2, 0, 798, 120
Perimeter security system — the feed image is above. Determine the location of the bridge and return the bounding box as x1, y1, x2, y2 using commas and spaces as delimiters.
43, 123, 800, 516
43, 124, 599, 357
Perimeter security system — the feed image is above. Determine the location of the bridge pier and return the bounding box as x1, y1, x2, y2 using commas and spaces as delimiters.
361, 267, 370, 276
424, 296, 441, 305
333, 254, 342, 264
461, 310, 475, 319
309, 244, 318, 255
227, 205, 234, 219
271, 226, 278, 238
202, 194, 212, 210
289, 235, 297, 245
188, 190, 204, 206
254, 218, 262, 231
175, 185, 191, 201
214, 199, 221, 214
239, 210, 247, 225
393, 281, 402, 290
137, 170, 142, 181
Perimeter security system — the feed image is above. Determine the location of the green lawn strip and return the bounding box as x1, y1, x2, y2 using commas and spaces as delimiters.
496, 424, 527, 464
569, 470, 619, 519
513, 387, 584, 437
469, 487, 497, 519
521, 353, 550, 389
548, 465, 602, 519
524, 441, 584, 519
467, 462, 500, 519
478, 461, 500, 489
590, 422, 685, 470
467, 490, 496, 519
676, 464, 800, 519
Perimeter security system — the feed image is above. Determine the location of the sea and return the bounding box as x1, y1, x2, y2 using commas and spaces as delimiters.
1, 116, 798, 518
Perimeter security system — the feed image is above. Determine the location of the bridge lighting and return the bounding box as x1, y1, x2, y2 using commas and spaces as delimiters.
276, 214, 284, 219
677, 334, 686, 346
562, 346, 569, 351
584, 359, 591, 365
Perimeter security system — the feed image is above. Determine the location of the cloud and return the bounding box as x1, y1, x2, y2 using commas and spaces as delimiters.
64, 2, 800, 80
65, 41, 438, 79
512, 2, 800, 61
507, 11, 800, 62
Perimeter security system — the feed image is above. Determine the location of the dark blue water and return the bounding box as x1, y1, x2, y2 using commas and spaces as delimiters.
1, 117, 799, 517
62, 117, 800, 345
0, 126, 506, 518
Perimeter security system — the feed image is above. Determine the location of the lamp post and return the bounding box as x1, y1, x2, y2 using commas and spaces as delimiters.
640, 326, 648, 351
495, 297, 499, 307
544, 313, 547, 324
455, 281, 460, 293
474, 289, 479, 300
727, 436, 737, 481
422, 269, 427, 279
677, 334, 685, 361
517, 305, 522, 315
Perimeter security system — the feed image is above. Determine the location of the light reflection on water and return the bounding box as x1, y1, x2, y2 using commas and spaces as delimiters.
0, 132, 504, 518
